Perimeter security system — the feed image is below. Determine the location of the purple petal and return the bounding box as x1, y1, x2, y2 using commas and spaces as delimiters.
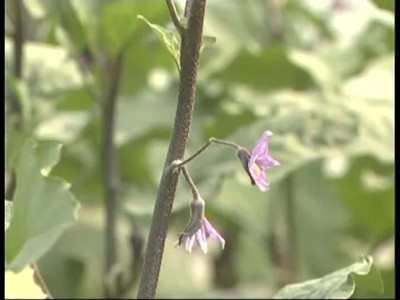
251, 131, 273, 160
248, 131, 280, 191
203, 218, 225, 249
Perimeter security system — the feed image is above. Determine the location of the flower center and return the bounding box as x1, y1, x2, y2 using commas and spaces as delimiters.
252, 163, 262, 176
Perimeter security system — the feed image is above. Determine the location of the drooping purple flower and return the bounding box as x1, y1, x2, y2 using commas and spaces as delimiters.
247, 130, 280, 191
175, 217, 225, 254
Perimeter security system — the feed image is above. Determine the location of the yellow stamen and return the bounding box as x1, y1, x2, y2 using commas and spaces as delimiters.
252, 163, 262, 176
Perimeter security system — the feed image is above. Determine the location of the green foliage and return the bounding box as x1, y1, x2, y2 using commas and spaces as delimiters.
138, 15, 181, 69
213, 46, 314, 92
99, 2, 167, 54
138, 14, 217, 70
4, 0, 394, 298
273, 256, 382, 299
5, 139, 80, 272
372, 0, 395, 12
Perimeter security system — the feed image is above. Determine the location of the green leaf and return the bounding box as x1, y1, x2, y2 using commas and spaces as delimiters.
137, 15, 181, 69
5, 139, 80, 272
212, 46, 314, 92
352, 263, 384, 298
334, 156, 394, 240
47, 0, 88, 51
273, 256, 382, 299
100, 2, 168, 54
200, 35, 217, 52
372, 0, 394, 12
288, 49, 338, 91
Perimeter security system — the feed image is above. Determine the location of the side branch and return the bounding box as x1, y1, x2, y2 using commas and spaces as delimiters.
175, 137, 241, 168
166, 0, 184, 34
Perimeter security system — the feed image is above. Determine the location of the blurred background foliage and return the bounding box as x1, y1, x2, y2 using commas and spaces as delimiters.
5, 0, 394, 298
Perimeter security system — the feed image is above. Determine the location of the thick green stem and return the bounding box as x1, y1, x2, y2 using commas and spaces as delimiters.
137, 1, 207, 298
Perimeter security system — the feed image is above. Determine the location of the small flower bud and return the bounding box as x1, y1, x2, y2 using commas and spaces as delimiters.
179, 197, 205, 242
236, 147, 255, 185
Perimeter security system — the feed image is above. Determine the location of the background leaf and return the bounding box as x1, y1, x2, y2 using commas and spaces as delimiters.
5, 139, 80, 272
273, 256, 382, 299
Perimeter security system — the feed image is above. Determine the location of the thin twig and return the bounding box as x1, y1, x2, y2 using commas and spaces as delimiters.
184, 0, 192, 18
266, 0, 285, 42
32, 262, 53, 299
102, 51, 124, 299
137, 1, 207, 298
166, 0, 184, 34
13, 0, 23, 79
116, 218, 144, 297
176, 137, 241, 168
181, 165, 200, 199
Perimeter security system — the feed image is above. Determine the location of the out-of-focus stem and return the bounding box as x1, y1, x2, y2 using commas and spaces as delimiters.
102, 52, 124, 298
266, 0, 284, 42
5, 0, 24, 201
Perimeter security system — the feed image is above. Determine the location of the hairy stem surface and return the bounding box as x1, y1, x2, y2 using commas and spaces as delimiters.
137, 1, 207, 298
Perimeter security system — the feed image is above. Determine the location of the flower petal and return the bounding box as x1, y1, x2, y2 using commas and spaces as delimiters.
196, 230, 208, 254
203, 218, 225, 249
185, 235, 196, 253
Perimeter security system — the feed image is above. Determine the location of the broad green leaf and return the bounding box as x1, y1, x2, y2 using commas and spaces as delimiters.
273, 256, 382, 299
334, 156, 394, 240
55, 87, 95, 112
352, 263, 384, 298
372, 0, 394, 12
5, 139, 80, 272
5, 266, 47, 299
288, 49, 338, 92
99, 2, 167, 54
137, 15, 181, 69
212, 46, 314, 92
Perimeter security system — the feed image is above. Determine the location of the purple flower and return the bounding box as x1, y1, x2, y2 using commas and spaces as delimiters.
248, 130, 280, 191
175, 217, 225, 254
